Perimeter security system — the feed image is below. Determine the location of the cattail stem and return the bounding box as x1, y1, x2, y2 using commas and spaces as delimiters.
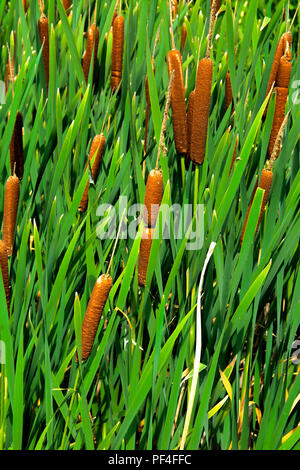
206, 0, 218, 58
267, 110, 290, 170
155, 70, 175, 169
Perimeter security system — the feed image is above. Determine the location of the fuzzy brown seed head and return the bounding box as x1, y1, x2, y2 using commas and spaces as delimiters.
190, 57, 213, 164
83, 24, 99, 84
111, 15, 125, 92
138, 227, 154, 287
167, 49, 188, 155
268, 87, 289, 158
225, 71, 233, 111
263, 32, 292, 118
79, 133, 106, 213
0, 240, 10, 312
281, 32, 292, 53
3, 175, 20, 257
187, 90, 195, 158
276, 54, 292, 88
10, 111, 24, 180
38, 15, 49, 89
143, 169, 163, 227
78, 274, 112, 362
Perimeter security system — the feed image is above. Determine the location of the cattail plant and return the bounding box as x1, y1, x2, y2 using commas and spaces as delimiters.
225, 70, 233, 111
241, 112, 289, 245
0, 240, 10, 312
138, 227, 154, 287
144, 25, 160, 155
267, 43, 291, 159
111, 14, 125, 92
138, 71, 174, 287
143, 169, 164, 227
186, 89, 195, 158
263, 31, 292, 117
9, 111, 24, 180
190, 0, 217, 164
79, 133, 106, 212
83, 23, 100, 84
78, 274, 113, 362
76, 213, 127, 362
167, 1, 188, 155
2, 174, 20, 257
38, 4, 49, 90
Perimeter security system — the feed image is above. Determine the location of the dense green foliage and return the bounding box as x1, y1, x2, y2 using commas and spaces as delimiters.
0, 0, 299, 450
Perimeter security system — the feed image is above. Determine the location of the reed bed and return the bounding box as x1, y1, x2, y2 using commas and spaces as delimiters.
0, 0, 299, 453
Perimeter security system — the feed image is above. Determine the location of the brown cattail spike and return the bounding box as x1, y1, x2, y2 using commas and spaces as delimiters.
83, 24, 99, 84
3, 175, 20, 257
79, 133, 106, 213
225, 70, 233, 111
138, 227, 154, 287
187, 89, 195, 158
79, 274, 113, 362
38, 14, 49, 90
167, 50, 188, 155
190, 57, 213, 164
0, 240, 10, 312
263, 32, 292, 117
10, 111, 24, 180
268, 87, 289, 158
22, 0, 27, 11
276, 51, 292, 88
241, 169, 273, 245
143, 169, 163, 227
111, 15, 125, 92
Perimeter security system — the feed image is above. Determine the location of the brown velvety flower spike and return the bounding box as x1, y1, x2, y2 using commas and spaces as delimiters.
138, 227, 154, 287
78, 274, 113, 362
79, 133, 106, 212
10, 111, 24, 180
111, 15, 125, 92
190, 57, 213, 164
167, 49, 188, 155
83, 24, 99, 84
0, 240, 10, 312
38, 14, 49, 90
143, 169, 163, 227
3, 175, 20, 257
